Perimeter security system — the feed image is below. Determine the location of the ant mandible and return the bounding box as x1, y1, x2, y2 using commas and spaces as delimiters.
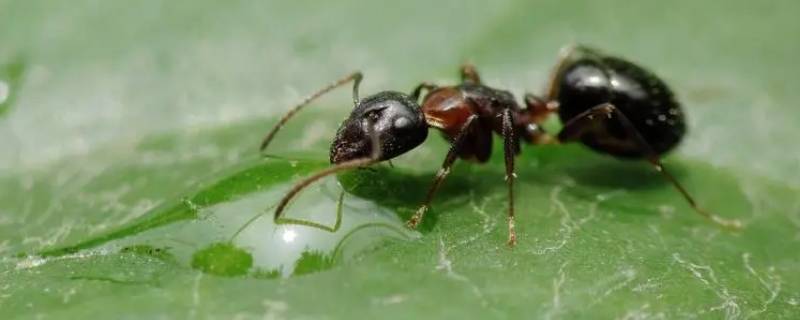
258, 45, 741, 247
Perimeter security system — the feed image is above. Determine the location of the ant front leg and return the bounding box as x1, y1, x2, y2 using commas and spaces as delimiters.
406, 115, 479, 229
460, 63, 482, 84
557, 103, 742, 230
259, 71, 363, 152
501, 108, 518, 247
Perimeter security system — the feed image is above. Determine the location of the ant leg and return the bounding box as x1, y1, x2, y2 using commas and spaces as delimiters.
501, 108, 518, 247
557, 103, 742, 230
259, 71, 363, 152
544, 45, 603, 100
406, 115, 479, 229
544, 45, 578, 100
410, 82, 439, 101
460, 63, 482, 84
273, 120, 382, 232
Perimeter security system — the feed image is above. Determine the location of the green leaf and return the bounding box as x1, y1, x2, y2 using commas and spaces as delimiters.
0, 56, 25, 117
2, 1, 799, 319
191, 243, 254, 277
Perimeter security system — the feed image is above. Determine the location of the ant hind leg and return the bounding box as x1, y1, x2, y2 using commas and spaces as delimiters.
557, 103, 742, 230
545, 45, 605, 100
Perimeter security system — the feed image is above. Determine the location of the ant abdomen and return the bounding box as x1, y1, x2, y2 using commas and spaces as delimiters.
553, 50, 686, 158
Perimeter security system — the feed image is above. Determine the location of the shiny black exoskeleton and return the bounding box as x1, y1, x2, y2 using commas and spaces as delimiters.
258, 45, 741, 249
549, 46, 686, 158
330, 91, 428, 163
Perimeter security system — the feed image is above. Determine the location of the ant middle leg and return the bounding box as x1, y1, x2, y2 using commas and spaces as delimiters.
501, 108, 518, 247
406, 115, 479, 229
556, 103, 742, 229
259, 71, 363, 152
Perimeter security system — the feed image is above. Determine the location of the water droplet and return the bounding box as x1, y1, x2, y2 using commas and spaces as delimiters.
34, 158, 416, 278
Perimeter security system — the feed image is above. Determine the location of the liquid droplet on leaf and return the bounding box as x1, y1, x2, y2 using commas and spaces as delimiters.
33, 158, 416, 278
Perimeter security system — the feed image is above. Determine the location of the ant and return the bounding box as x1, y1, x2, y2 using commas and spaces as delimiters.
258, 45, 741, 247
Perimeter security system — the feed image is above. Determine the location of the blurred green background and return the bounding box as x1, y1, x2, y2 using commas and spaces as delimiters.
1, 0, 799, 318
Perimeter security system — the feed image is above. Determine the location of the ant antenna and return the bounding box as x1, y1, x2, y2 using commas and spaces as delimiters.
273, 121, 382, 229
259, 72, 363, 152
272, 159, 377, 228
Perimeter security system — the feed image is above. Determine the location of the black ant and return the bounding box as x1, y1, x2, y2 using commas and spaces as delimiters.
259, 45, 741, 247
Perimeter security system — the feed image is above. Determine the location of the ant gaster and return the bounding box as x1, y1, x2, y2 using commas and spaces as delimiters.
259, 45, 741, 247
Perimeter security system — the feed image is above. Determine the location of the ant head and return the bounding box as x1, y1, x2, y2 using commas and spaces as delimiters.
330, 91, 428, 163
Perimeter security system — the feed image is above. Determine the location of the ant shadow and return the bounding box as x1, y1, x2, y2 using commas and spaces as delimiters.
522, 145, 694, 216
527, 145, 682, 186
338, 164, 498, 232
339, 144, 696, 229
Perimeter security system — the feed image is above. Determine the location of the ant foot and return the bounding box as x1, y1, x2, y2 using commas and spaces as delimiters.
406, 206, 428, 229
711, 215, 743, 231
507, 216, 517, 247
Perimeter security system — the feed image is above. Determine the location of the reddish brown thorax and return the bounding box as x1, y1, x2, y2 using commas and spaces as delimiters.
420, 87, 475, 140
419, 83, 526, 163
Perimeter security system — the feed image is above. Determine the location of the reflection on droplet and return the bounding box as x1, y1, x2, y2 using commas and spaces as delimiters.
282, 229, 298, 243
